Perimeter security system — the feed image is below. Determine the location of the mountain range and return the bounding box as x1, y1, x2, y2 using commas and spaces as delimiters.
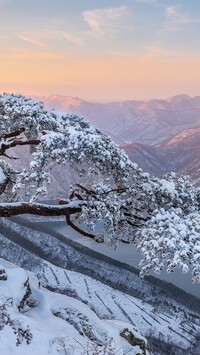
32, 94, 200, 185
32, 93, 200, 145
122, 125, 200, 185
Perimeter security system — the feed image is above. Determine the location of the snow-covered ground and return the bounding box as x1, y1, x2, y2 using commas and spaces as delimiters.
0, 217, 200, 354
38, 260, 200, 352
0, 258, 150, 355
0, 257, 200, 354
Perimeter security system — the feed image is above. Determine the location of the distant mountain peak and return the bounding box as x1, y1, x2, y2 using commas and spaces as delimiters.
167, 94, 192, 103
31, 94, 84, 111
48, 94, 83, 102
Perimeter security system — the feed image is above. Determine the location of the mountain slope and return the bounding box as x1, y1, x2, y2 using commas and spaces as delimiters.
22, 94, 200, 188
123, 125, 200, 185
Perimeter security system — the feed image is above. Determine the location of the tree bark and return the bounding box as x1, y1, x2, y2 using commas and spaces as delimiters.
0, 201, 82, 217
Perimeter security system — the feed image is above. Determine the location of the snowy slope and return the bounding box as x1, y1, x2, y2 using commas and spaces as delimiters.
0, 218, 200, 354
38, 261, 200, 353
0, 258, 150, 355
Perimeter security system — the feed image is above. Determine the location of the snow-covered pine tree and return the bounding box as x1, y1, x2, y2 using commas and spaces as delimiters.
0, 94, 199, 282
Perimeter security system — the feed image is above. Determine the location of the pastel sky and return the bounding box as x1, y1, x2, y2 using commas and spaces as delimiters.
0, 0, 200, 101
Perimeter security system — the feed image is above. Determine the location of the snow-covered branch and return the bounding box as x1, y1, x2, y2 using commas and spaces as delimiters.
0, 94, 200, 281
0, 137, 40, 156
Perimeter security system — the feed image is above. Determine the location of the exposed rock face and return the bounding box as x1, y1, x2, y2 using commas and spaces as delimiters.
0, 265, 7, 280
120, 328, 150, 355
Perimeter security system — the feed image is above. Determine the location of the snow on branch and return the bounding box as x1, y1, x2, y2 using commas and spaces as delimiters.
0, 137, 40, 156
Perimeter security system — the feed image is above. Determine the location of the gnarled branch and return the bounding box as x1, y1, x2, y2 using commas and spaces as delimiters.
0, 138, 40, 156
2, 128, 25, 139
66, 214, 95, 239
59, 198, 95, 239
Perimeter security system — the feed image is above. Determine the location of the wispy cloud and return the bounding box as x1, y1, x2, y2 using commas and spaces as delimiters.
63, 32, 84, 47
161, 5, 198, 34
61, 6, 129, 47
82, 6, 128, 38
17, 35, 45, 48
